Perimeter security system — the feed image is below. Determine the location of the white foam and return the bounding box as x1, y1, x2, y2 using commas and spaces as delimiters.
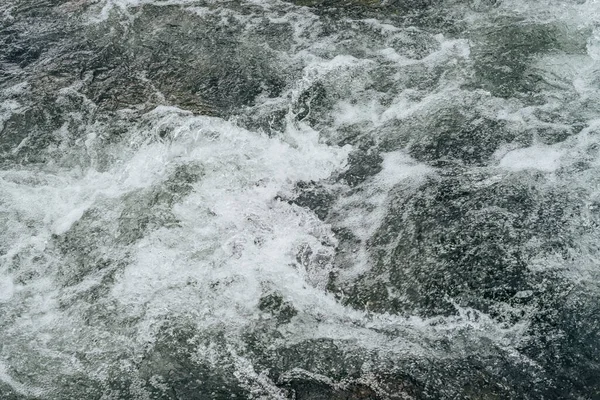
0, 276, 14, 303
498, 145, 563, 172
333, 99, 383, 127
96, 110, 350, 337
2, 82, 29, 96
377, 47, 415, 64
360, 18, 402, 34
52, 205, 89, 235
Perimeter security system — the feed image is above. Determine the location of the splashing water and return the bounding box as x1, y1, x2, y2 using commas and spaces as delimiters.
1, 0, 600, 398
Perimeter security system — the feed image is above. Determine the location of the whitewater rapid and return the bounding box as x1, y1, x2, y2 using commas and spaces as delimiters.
1, 0, 600, 398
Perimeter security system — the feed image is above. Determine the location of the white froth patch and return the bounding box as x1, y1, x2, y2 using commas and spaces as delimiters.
498, 145, 563, 172
108, 109, 351, 332
333, 99, 383, 127
377, 151, 433, 188
380, 90, 430, 122
0, 276, 14, 303
186, 5, 211, 17
426, 36, 470, 62
53, 205, 89, 235
0, 106, 344, 390
2, 82, 29, 96
361, 18, 401, 34
303, 54, 373, 79
0, 99, 23, 118
377, 47, 414, 64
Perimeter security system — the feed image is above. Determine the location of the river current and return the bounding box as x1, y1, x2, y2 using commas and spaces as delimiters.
1, 0, 600, 398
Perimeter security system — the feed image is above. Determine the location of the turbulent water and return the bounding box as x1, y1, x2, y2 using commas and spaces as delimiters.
1, 0, 600, 398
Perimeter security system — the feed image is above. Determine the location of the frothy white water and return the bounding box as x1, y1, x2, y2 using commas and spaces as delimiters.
109, 110, 351, 328
0, 111, 530, 398
498, 145, 563, 172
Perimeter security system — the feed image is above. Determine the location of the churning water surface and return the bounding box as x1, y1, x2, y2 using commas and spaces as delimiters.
1, 0, 600, 398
